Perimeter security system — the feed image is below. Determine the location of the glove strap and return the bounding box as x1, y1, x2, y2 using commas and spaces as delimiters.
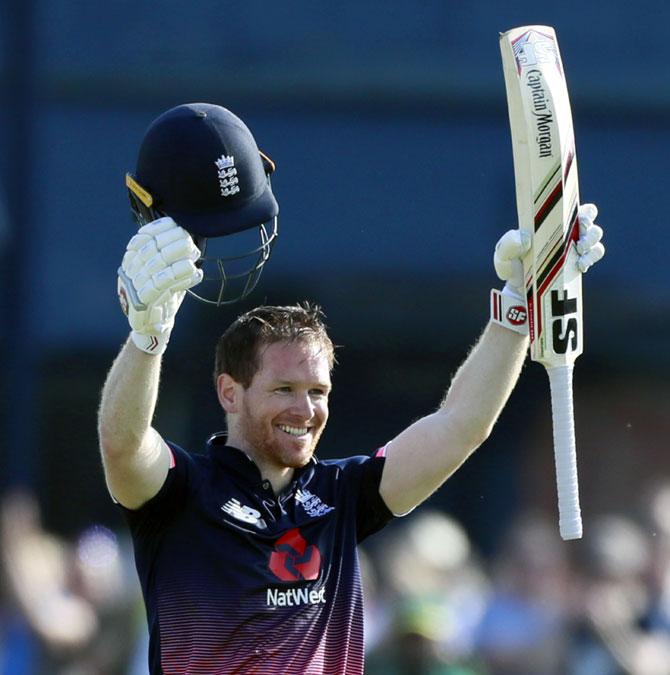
130, 330, 170, 355
490, 285, 529, 335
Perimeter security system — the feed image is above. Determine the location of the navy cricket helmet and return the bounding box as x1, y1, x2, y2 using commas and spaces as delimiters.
126, 102, 279, 306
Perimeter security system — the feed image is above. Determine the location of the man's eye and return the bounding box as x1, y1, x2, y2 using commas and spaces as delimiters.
275, 387, 292, 393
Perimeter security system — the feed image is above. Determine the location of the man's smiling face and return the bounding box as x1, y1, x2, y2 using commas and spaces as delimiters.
233, 339, 332, 473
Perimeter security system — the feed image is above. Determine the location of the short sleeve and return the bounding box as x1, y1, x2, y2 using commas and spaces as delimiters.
336, 454, 394, 543
118, 442, 198, 538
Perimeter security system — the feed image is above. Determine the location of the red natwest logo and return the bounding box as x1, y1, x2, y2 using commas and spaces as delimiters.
269, 528, 321, 582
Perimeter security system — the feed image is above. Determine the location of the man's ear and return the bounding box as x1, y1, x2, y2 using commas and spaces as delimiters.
217, 373, 241, 413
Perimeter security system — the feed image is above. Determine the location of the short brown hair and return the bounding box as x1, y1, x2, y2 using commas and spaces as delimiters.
214, 302, 336, 388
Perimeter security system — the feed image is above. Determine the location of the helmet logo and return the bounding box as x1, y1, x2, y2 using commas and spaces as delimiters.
215, 155, 240, 197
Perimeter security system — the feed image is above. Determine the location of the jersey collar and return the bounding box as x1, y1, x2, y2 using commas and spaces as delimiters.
206, 432, 316, 493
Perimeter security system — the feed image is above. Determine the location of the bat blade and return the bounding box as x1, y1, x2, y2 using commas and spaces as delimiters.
500, 26, 583, 540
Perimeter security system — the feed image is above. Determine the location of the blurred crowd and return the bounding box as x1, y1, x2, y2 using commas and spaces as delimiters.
0, 491, 146, 675
3, 483, 670, 674
363, 482, 670, 675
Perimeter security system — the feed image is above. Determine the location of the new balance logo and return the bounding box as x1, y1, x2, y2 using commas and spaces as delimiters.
221, 498, 267, 529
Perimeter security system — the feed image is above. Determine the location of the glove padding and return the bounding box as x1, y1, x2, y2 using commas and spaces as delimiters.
491, 203, 605, 334
117, 217, 203, 354
494, 202, 606, 298
494, 229, 531, 298
575, 203, 605, 273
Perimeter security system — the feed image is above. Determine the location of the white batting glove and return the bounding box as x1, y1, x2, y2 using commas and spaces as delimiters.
117, 217, 203, 354
494, 229, 531, 300
491, 229, 531, 334
576, 203, 605, 273
490, 203, 605, 334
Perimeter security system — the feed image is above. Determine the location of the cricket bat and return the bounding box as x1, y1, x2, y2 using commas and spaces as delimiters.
500, 26, 584, 540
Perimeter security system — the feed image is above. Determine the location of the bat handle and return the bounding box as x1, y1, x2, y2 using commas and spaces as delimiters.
546, 364, 583, 540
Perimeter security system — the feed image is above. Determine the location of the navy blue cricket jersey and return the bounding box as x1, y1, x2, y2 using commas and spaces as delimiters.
120, 433, 394, 674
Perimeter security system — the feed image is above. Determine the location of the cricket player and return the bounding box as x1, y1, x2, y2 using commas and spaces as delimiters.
98, 102, 604, 674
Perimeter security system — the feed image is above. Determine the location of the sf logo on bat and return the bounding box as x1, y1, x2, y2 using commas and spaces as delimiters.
550, 290, 579, 354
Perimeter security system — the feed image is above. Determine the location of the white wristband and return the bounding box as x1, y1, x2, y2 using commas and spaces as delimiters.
490, 286, 529, 335
130, 330, 171, 355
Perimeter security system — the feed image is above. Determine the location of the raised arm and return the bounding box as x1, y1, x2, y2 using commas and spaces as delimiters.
380, 323, 528, 515
379, 205, 605, 515
98, 217, 202, 509
98, 340, 169, 509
